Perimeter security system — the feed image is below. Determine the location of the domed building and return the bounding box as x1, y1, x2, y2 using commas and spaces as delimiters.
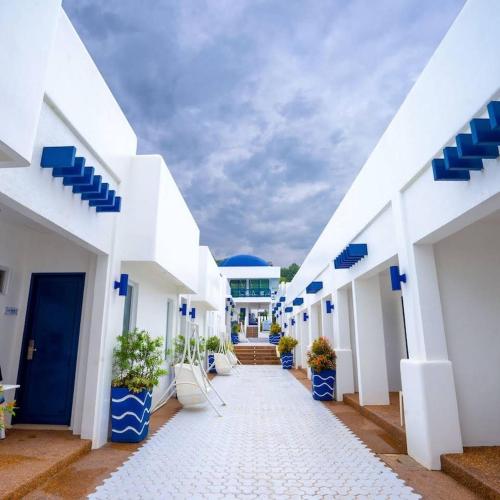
219, 254, 281, 337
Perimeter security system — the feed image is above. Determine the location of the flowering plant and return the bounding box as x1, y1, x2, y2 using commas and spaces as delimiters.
277, 336, 298, 355
307, 337, 336, 372
0, 386, 16, 430
270, 322, 281, 335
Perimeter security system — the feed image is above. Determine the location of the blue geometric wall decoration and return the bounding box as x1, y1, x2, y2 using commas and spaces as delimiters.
432, 159, 470, 181
179, 303, 187, 316
291, 318, 296, 326
390, 265, 407, 291
189, 307, 196, 319
326, 300, 334, 314
306, 281, 323, 294
279, 296, 286, 302
40, 146, 121, 212
276, 302, 281, 308
284, 306, 293, 313
443, 147, 483, 171
284, 322, 288, 329
293, 297, 304, 306
334, 244, 368, 269
488, 101, 500, 130
114, 273, 129, 296
456, 134, 498, 159
303, 312, 309, 322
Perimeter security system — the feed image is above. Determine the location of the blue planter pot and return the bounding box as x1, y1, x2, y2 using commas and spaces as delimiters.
311, 369, 336, 401
231, 333, 239, 344
269, 334, 281, 345
280, 352, 293, 369
208, 353, 217, 373
111, 387, 152, 443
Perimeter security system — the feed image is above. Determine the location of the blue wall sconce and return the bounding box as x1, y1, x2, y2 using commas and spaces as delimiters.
390, 265, 407, 291
334, 243, 368, 269
326, 300, 334, 314
303, 312, 309, 322
189, 307, 196, 319
306, 281, 323, 294
293, 297, 304, 306
179, 303, 187, 316
291, 319, 296, 326
41, 146, 122, 212
114, 274, 129, 296
433, 100, 500, 182
284, 306, 293, 313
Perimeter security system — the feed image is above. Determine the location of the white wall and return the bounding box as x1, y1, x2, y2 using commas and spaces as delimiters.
435, 219, 500, 445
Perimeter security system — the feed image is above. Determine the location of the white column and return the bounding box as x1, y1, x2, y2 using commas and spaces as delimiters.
332, 288, 355, 401
393, 194, 462, 469
352, 275, 390, 405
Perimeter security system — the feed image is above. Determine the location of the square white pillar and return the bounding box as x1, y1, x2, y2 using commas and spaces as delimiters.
352, 275, 390, 405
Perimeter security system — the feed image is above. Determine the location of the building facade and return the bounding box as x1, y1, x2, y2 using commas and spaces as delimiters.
283, 0, 500, 471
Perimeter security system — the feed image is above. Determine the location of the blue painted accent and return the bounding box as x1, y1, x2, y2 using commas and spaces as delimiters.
284, 322, 288, 329
14, 273, 84, 425
208, 354, 216, 373
269, 334, 281, 345
40, 146, 76, 168
312, 369, 336, 401
231, 333, 239, 344
293, 298, 304, 306
444, 147, 483, 171
390, 266, 407, 291
225, 306, 228, 312
326, 300, 334, 314
276, 302, 281, 308
281, 353, 293, 369
63, 166, 94, 187
306, 281, 323, 294
114, 274, 129, 296
73, 175, 102, 194
89, 191, 116, 208
279, 296, 286, 302
96, 197, 121, 213
52, 156, 85, 178
111, 388, 151, 443
488, 101, 500, 130
179, 303, 187, 316
81, 183, 109, 201
284, 306, 293, 313
456, 134, 499, 159
334, 244, 368, 269
471, 118, 500, 146
291, 319, 296, 326
432, 159, 470, 181
189, 307, 196, 319
220, 254, 269, 267
303, 312, 309, 322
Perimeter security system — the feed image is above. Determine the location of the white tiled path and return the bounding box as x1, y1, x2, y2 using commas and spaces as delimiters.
90, 366, 420, 499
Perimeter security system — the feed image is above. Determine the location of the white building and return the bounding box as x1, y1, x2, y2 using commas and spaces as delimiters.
283, 0, 500, 471
219, 255, 280, 336
0, 1, 226, 449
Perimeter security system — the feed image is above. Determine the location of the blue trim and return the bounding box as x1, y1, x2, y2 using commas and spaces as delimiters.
52, 156, 85, 178
293, 298, 303, 306
284, 306, 293, 313
96, 197, 121, 212
291, 319, 296, 326
114, 274, 129, 296
334, 244, 368, 269
179, 303, 187, 316
471, 118, 500, 146
40, 146, 76, 168
390, 265, 407, 291
306, 281, 323, 294
303, 312, 309, 322
326, 300, 334, 314
189, 307, 196, 319
279, 296, 286, 302
81, 183, 109, 201
432, 159, 470, 181
488, 101, 500, 130
444, 147, 483, 171
63, 166, 94, 187
89, 191, 116, 207
456, 134, 499, 159
220, 254, 269, 267
73, 175, 102, 194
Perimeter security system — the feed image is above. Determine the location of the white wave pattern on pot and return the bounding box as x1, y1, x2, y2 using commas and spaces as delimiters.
90, 366, 420, 499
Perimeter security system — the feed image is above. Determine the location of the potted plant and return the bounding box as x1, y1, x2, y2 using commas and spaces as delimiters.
206, 335, 220, 373
269, 322, 281, 345
277, 336, 298, 369
307, 337, 336, 401
111, 328, 167, 443
231, 322, 240, 344
0, 386, 15, 438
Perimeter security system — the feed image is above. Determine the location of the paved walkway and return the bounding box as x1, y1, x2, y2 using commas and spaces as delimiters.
90, 366, 420, 499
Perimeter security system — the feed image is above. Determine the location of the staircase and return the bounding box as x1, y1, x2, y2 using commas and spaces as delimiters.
234, 344, 281, 365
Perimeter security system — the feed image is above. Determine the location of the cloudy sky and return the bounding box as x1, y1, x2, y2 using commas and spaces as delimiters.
63, 0, 464, 266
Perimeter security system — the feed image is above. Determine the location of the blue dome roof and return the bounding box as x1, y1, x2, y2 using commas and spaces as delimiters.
220, 254, 269, 267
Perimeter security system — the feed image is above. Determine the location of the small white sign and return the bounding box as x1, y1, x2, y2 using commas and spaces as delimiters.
4, 307, 18, 316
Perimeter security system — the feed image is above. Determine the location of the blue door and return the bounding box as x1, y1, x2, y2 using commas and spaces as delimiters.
14, 273, 85, 425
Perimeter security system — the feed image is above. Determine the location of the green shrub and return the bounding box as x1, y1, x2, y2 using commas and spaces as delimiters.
277, 336, 298, 355
270, 322, 281, 335
307, 336, 336, 372
206, 335, 220, 352
112, 328, 168, 393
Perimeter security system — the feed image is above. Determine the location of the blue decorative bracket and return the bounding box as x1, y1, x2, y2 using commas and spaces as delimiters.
276, 302, 281, 308
189, 307, 196, 319
284, 322, 288, 329
284, 306, 293, 313
179, 303, 187, 316
334, 244, 368, 269
390, 265, 407, 291
303, 312, 309, 322
279, 296, 286, 302
326, 300, 334, 314
306, 281, 323, 294
40, 146, 121, 213
293, 297, 304, 306
114, 274, 129, 296
291, 319, 296, 326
